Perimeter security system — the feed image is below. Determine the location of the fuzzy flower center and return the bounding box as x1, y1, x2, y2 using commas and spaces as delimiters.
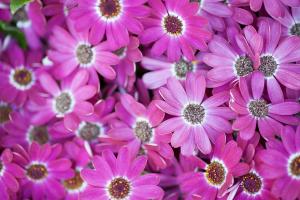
205, 161, 226, 186
241, 172, 262, 195
13, 7, 28, 22
79, 122, 101, 141
134, 120, 153, 143
248, 100, 268, 118
235, 56, 253, 77
0, 105, 12, 124
290, 23, 300, 36
174, 59, 194, 78
183, 104, 205, 125
55, 92, 73, 115
99, 0, 121, 19
26, 164, 48, 180
258, 56, 277, 77
29, 126, 49, 145
163, 15, 183, 36
108, 177, 131, 199
13, 68, 33, 87
289, 155, 300, 177
76, 44, 93, 65
63, 171, 84, 190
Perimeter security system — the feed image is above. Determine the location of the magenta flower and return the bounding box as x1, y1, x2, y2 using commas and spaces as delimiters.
0, 149, 24, 199
48, 23, 119, 83
107, 94, 173, 170
29, 70, 97, 131
140, 0, 211, 61
12, 142, 74, 199
230, 73, 300, 140
156, 73, 235, 155
181, 135, 249, 199
69, 0, 149, 47
80, 146, 164, 200
276, 7, 300, 37
256, 126, 300, 200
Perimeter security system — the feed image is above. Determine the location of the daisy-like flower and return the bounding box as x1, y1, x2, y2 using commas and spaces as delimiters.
48, 23, 119, 83
256, 125, 300, 200
181, 135, 249, 199
140, 0, 211, 61
230, 74, 300, 140
0, 149, 24, 199
12, 142, 74, 199
275, 7, 300, 37
69, 0, 149, 47
107, 94, 174, 170
29, 70, 97, 131
0, 43, 43, 106
141, 55, 201, 89
80, 146, 164, 200
156, 73, 235, 156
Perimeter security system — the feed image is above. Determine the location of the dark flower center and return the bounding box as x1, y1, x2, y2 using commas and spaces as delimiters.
76, 44, 93, 65
13, 68, 33, 86
79, 122, 101, 141
108, 177, 131, 199
290, 23, 300, 36
55, 92, 72, 114
241, 172, 262, 194
174, 59, 194, 78
258, 56, 277, 77
235, 56, 253, 77
183, 104, 205, 125
248, 100, 268, 118
134, 120, 153, 143
290, 155, 300, 177
0, 162, 3, 173
113, 47, 127, 58
0, 105, 12, 124
13, 7, 28, 22
29, 126, 49, 145
99, 0, 121, 19
26, 164, 48, 180
163, 15, 183, 36
205, 161, 226, 186
63, 171, 84, 190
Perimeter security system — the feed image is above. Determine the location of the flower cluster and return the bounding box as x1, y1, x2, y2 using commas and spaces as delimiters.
0, 0, 300, 199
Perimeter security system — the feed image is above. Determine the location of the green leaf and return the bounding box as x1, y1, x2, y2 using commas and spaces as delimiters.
0, 21, 27, 49
10, 0, 31, 14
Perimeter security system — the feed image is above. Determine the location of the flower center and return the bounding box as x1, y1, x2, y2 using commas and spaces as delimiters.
63, 171, 84, 190
205, 161, 226, 187
76, 44, 93, 65
234, 56, 253, 77
79, 122, 101, 141
55, 92, 73, 115
183, 104, 205, 125
0, 162, 3, 173
108, 177, 131, 199
26, 164, 48, 181
248, 100, 268, 118
29, 126, 49, 145
13, 7, 28, 22
0, 105, 12, 124
289, 155, 300, 177
134, 120, 153, 143
258, 56, 277, 77
174, 59, 194, 78
290, 23, 300, 36
99, 0, 122, 19
241, 172, 262, 195
163, 15, 184, 36
12, 68, 33, 87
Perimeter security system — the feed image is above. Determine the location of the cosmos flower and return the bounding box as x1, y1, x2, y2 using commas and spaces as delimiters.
256, 125, 300, 200
12, 142, 74, 199
230, 73, 300, 140
69, 0, 149, 47
156, 73, 235, 155
140, 0, 211, 61
80, 146, 164, 200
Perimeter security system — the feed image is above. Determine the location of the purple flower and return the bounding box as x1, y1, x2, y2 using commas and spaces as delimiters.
275, 7, 300, 37
80, 146, 164, 200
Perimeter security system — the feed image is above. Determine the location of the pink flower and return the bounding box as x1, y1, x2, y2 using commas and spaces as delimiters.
80, 146, 164, 200
156, 73, 235, 155
140, 0, 211, 61
275, 7, 300, 37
